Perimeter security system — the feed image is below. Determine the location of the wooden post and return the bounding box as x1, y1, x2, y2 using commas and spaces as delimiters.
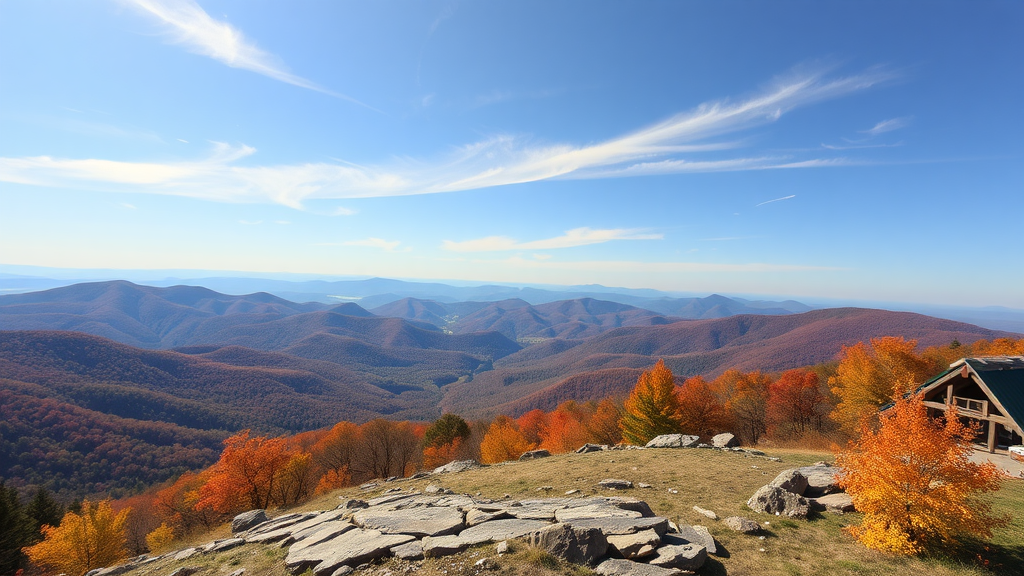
988, 421, 998, 453
946, 384, 954, 404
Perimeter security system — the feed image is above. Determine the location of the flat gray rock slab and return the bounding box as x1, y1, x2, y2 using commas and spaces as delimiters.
645, 434, 699, 449
672, 526, 716, 556
466, 508, 513, 526
810, 493, 855, 513
210, 538, 245, 552
530, 523, 608, 566
648, 543, 707, 571
555, 504, 642, 522
245, 513, 315, 538
352, 505, 464, 537
598, 479, 634, 490
365, 493, 423, 508
285, 529, 414, 576
607, 529, 661, 559
286, 522, 356, 555
711, 433, 737, 448
457, 518, 552, 543
564, 516, 669, 536
595, 559, 685, 576
422, 535, 473, 558
391, 540, 425, 561
248, 510, 345, 543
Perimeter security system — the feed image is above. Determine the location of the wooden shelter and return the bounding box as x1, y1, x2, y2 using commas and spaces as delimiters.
916, 356, 1024, 452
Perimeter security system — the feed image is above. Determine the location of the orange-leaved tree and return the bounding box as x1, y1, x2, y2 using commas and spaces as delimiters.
197, 430, 292, 513
586, 398, 623, 446
767, 369, 829, 437
717, 370, 772, 445
620, 360, 684, 445
153, 470, 223, 534
836, 393, 1007, 555
676, 375, 730, 436
830, 337, 931, 436
480, 415, 533, 463
516, 410, 549, 447
539, 401, 591, 453
24, 499, 131, 576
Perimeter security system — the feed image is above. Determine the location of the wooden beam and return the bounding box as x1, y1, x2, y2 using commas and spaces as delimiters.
988, 421, 997, 453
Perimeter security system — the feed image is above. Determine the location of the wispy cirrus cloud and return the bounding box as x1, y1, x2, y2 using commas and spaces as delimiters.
0, 66, 895, 208
123, 0, 373, 109
442, 227, 662, 252
861, 117, 910, 136
755, 194, 795, 207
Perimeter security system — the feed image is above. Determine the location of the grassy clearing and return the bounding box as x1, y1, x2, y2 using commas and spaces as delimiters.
139, 448, 1023, 576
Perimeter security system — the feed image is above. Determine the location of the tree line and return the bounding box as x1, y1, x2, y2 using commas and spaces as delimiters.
6, 336, 1022, 575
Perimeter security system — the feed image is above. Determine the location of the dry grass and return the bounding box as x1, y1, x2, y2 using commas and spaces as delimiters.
138, 447, 1023, 576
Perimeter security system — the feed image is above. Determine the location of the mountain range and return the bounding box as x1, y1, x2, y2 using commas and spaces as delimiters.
1, 279, 1019, 497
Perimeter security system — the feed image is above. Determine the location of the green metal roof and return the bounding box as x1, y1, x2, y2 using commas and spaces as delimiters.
966, 357, 1024, 432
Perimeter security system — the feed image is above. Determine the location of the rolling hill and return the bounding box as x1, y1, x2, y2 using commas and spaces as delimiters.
439, 307, 1020, 416
371, 297, 680, 340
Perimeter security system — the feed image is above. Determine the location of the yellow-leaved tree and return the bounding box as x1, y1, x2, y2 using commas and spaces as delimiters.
620, 360, 684, 445
24, 499, 131, 576
836, 393, 1007, 555
829, 337, 931, 435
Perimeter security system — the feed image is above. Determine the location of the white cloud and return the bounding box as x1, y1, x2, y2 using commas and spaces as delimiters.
533, 253, 553, 260
124, 0, 372, 109
0, 66, 894, 208
120, 202, 137, 209
488, 256, 840, 273
442, 227, 662, 252
238, 219, 262, 225
861, 117, 910, 136
340, 238, 410, 252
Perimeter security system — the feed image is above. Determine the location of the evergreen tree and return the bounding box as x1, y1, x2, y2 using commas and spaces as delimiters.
26, 487, 64, 537
423, 414, 471, 448
0, 480, 33, 575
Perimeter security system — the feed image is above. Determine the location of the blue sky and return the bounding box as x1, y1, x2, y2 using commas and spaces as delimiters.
1, 1, 1022, 307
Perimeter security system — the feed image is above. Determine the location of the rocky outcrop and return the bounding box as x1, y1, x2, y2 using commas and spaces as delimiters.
644, 435, 699, 449
606, 529, 661, 559
797, 465, 841, 497
432, 460, 483, 474
519, 449, 551, 460
576, 443, 607, 453
598, 479, 634, 490
595, 559, 685, 576
746, 485, 810, 519
351, 506, 464, 537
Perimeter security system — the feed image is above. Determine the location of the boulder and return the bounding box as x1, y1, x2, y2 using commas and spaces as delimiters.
711, 433, 738, 448
530, 523, 609, 566
576, 444, 607, 453
644, 435, 699, 449
606, 529, 661, 559
768, 469, 808, 496
692, 506, 717, 521
723, 516, 761, 534
284, 529, 414, 575
797, 465, 840, 497
746, 485, 810, 519
810, 493, 855, 513
598, 479, 634, 490
564, 516, 669, 536
457, 518, 552, 543
231, 510, 268, 533
648, 542, 707, 571
432, 460, 483, 474
173, 548, 199, 561
168, 568, 201, 576
390, 541, 425, 561
351, 505, 464, 537
520, 449, 551, 460
595, 559, 685, 576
